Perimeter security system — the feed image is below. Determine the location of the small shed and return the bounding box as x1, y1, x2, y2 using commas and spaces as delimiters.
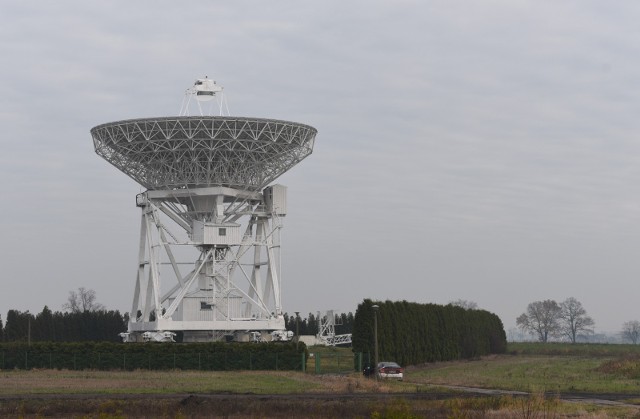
192, 221, 242, 246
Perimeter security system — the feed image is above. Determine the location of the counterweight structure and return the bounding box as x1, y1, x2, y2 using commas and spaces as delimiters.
91, 81, 316, 342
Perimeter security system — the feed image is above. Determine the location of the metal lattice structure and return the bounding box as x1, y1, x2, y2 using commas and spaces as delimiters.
92, 104, 317, 342
91, 117, 316, 192
316, 310, 352, 346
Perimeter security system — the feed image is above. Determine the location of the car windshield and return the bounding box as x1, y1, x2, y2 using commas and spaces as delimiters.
379, 362, 400, 368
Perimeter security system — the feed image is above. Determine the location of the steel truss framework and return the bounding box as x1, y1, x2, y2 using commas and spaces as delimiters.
317, 310, 352, 346
91, 116, 317, 192
91, 116, 317, 341
128, 187, 286, 340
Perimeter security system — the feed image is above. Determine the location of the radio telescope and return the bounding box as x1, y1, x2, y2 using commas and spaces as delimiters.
91, 77, 317, 342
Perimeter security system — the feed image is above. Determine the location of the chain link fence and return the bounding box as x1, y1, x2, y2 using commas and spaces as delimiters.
307, 351, 366, 375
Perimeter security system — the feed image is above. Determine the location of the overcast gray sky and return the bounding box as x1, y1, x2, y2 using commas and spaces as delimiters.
1, 1, 639, 335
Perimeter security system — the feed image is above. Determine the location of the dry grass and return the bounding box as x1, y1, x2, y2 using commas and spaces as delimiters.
0, 369, 407, 396
3, 395, 634, 419
597, 356, 640, 379
2, 361, 640, 418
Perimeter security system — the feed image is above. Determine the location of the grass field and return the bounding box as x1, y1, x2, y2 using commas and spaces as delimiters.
509, 342, 640, 357
409, 355, 640, 394
407, 342, 640, 394
4, 343, 640, 417
0, 369, 323, 395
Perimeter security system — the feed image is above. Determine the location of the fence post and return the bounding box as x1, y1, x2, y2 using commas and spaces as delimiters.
301, 353, 306, 373
314, 354, 320, 374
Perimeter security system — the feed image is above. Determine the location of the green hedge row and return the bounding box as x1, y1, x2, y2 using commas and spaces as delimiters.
0, 341, 306, 371
352, 299, 506, 366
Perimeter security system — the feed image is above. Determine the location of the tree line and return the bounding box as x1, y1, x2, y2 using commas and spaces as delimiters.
283, 312, 354, 336
352, 299, 506, 367
0, 287, 125, 343
515, 298, 640, 344
0, 288, 355, 343
516, 297, 595, 343
0, 307, 127, 343
621, 321, 640, 344
0, 309, 356, 343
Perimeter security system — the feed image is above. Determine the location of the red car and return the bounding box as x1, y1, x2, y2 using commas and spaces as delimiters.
376, 362, 404, 380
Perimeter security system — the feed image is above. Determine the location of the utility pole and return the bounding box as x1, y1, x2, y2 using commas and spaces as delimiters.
294, 311, 300, 350
372, 304, 379, 379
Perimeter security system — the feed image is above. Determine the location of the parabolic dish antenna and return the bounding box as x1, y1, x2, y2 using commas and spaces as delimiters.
91, 77, 317, 342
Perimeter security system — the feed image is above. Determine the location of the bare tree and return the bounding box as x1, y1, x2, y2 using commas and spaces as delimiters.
449, 299, 478, 310
516, 300, 561, 342
622, 321, 640, 344
63, 287, 105, 313
559, 297, 594, 343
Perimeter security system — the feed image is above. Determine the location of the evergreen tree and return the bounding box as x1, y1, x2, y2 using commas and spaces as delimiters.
4, 310, 30, 342
35, 306, 54, 341
352, 299, 506, 366
307, 313, 318, 335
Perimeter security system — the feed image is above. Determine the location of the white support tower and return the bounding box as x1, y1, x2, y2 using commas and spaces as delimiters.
91, 78, 317, 342
317, 310, 352, 346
